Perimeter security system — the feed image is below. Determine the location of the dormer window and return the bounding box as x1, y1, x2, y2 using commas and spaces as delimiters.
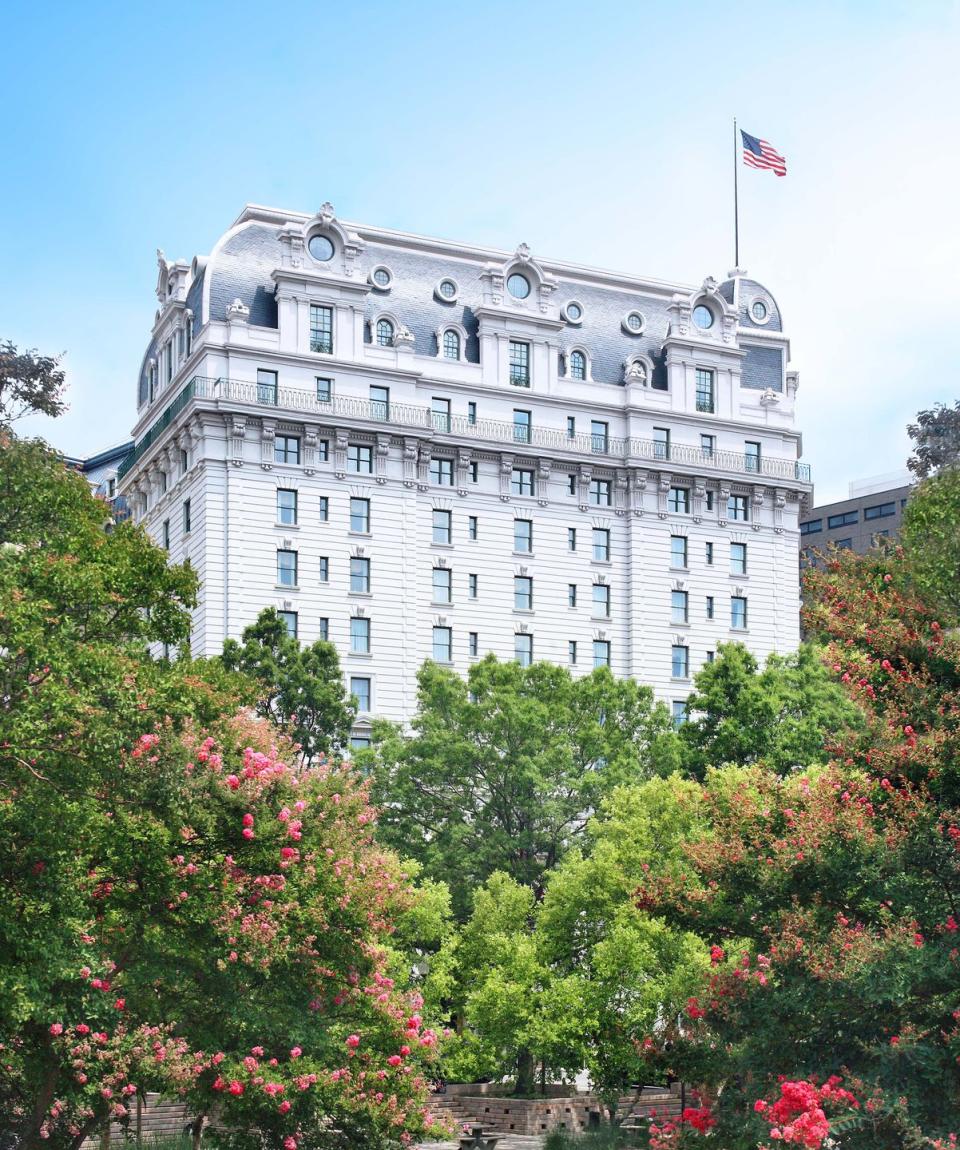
507, 273, 531, 300
622, 310, 645, 335
308, 234, 335, 262
569, 350, 587, 381
693, 304, 715, 329
442, 330, 461, 359
375, 318, 395, 347
370, 265, 393, 289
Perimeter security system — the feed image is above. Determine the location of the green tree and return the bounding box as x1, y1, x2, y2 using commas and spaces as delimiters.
907, 399, 960, 479
901, 466, 960, 621
678, 642, 863, 778
221, 607, 355, 759
367, 655, 680, 917
0, 342, 68, 426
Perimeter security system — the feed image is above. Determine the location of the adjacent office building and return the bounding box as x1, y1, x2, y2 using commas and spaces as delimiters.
118, 203, 812, 740
800, 472, 912, 564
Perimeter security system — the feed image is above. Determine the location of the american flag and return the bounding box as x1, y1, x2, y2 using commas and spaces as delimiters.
741, 130, 787, 176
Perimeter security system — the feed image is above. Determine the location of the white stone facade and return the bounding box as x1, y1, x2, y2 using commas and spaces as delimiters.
120, 204, 812, 739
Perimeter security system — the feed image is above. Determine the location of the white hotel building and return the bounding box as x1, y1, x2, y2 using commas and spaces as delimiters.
120, 202, 812, 742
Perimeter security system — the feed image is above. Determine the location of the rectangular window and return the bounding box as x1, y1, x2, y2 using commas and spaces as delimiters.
515, 633, 533, 667
318, 496, 329, 522
669, 487, 690, 514
706, 650, 715, 664
318, 617, 329, 641
310, 304, 334, 354
671, 589, 689, 624
827, 511, 859, 528
671, 535, 688, 569
350, 735, 371, 751
350, 616, 370, 654
432, 397, 451, 433
509, 340, 530, 387
513, 409, 531, 444
183, 498, 192, 534
255, 368, 277, 404
590, 420, 609, 454
432, 509, 452, 545
705, 541, 714, 565
468, 515, 478, 541
350, 557, 370, 593
179, 449, 188, 476
165, 339, 173, 382
432, 567, 452, 603
279, 610, 298, 639
350, 497, 369, 533
514, 576, 533, 611
706, 490, 715, 512
511, 468, 535, 496
835, 537, 853, 549
590, 478, 611, 506
470, 461, 479, 483
592, 528, 610, 561
350, 676, 371, 712
277, 549, 298, 587
592, 583, 611, 617
275, 435, 300, 465
514, 519, 533, 553
467, 401, 477, 425
568, 527, 577, 551
277, 488, 297, 526
432, 625, 452, 663
566, 416, 576, 440
468, 573, 478, 599
672, 644, 690, 678
745, 441, 761, 473
316, 376, 333, 403
728, 495, 749, 522
370, 385, 390, 421
800, 519, 823, 535
701, 433, 715, 459
430, 458, 454, 485
162, 519, 170, 550
593, 640, 611, 669
695, 368, 715, 413
469, 632, 479, 657
567, 474, 577, 496
569, 640, 577, 664
731, 596, 748, 630
706, 595, 715, 620
348, 444, 374, 474
568, 584, 577, 607
653, 427, 670, 461
319, 556, 329, 582
671, 700, 687, 729
730, 542, 748, 575
160, 470, 168, 494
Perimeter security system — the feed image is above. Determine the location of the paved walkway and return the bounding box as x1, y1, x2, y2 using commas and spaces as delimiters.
417, 1140, 546, 1150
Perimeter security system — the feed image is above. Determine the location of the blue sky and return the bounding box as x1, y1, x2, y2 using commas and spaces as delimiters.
3, 0, 958, 501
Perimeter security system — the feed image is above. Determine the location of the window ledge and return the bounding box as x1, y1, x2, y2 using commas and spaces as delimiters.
349, 531, 372, 538
671, 620, 691, 628
276, 583, 299, 592
348, 591, 373, 598
513, 551, 535, 558
276, 522, 299, 530
431, 600, 454, 608
591, 559, 613, 567
348, 651, 373, 659
431, 542, 455, 549
513, 608, 535, 615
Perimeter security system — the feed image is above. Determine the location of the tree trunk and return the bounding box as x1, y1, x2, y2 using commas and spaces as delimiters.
516, 1047, 535, 1096
190, 1112, 206, 1150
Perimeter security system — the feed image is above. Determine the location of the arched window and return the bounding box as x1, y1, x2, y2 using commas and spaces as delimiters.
442, 329, 461, 359
569, 350, 587, 381
375, 318, 395, 347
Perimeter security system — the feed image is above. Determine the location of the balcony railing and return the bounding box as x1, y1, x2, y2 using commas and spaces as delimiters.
122, 375, 812, 485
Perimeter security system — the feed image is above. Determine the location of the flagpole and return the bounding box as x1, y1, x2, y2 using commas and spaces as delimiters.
733, 116, 740, 268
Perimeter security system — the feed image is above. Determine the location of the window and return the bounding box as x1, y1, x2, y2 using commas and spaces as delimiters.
567, 416, 576, 439
350, 617, 371, 654
275, 435, 300, 465
569, 350, 586, 380
835, 537, 853, 549
701, 433, 716, 459
277, 488, 297, 526
751, 300, 768, 321
309, 234, 335, 261
433, 509, 452, 544
161, 519, 170, 550
318, 496, 329, 522
468, 515, 478, 541
669, 487, 690, 514
706, 490, 715, 512
671, 535, 688, 569
432, 567, 452, 603
515, 633, 533, 667
375, 318, 395, 347
592, 528, 610, 561
317, 440, 330, 463
730, 542, 748, 575
590, 478, 611, 506
470, 462, 479, 483
350, 734, 371, 751
279, 611, 298, 639
728, 495, 749, 522
310, 304, 334, 354
432, 397, 451, 432
800, 519, 822, 535
511, 468, 535, 497
696, 369, 715, 413
705, 541, 714, 565
653, 427, 670, 461
348, 444, 374, 474
430, 458, 454, 485
593, 640, 611, 669
350, 557, 370, 593
731, 596, 748, 630
745, 441, 761, 473
671, 589, 689, 624
592, 583, 611, 617
569, 640, 578, 664
351, 677, 371, 712
706, 650, 715, 664
591, 421, 609, 455
672, 644, 690, 678
514, 576, 533, 610
467, 401, 477, 425
828, 511, 859, 528
350, 497, 370, 533
256, 368, 278, 405
509, 340, 530, 387
507, 273, 530, 299
442, 330, 461, 359
318, 618, 329, 641
693, 304, 714, 329
319, 557, 329, 582
316, 376, 333, 403
513, 409, 531, 444
370, 385, 390, 421
671, 700, 687, 729
514, 519, 533, 553
469, 632, 479, 657
432, 626, 452, 663
160, 470, 168, 495
179, 449, 188, 477
469, 573, 478, 599
182, 499, 192, 534
568, 584, 578, 607
277, 549, 298, 587
438, 278, 458, 300
568, 527, 577, 551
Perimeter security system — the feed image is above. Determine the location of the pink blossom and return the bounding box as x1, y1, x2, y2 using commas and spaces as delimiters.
48, 1023, 63, 1036
346, 1034, 361, 1048
290, 1046, 302, 1058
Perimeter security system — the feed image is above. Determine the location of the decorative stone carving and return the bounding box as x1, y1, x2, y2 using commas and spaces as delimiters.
334, 431, 348, 480
260, 420, 275, 470
402, 438, 418, 488
693, 477, 707, 523
375, 434, 390, 484
417, 446, 431, 492
537, 458, 552, 506
499, 454, 514, 502
759, 387, 780, 406
304, 425, 319, 474
630, 469, 647, 516
752, 486, 766, 531
774, 487, 786, 533
614, 470, 629, 516
718, 483, 731, 527
456, 448, 471, 496
394, 324, 415, 349
577, 464, 592, 513
624, 359, 647, 384
657, 473, 672, 519
226, 298, 250, 323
